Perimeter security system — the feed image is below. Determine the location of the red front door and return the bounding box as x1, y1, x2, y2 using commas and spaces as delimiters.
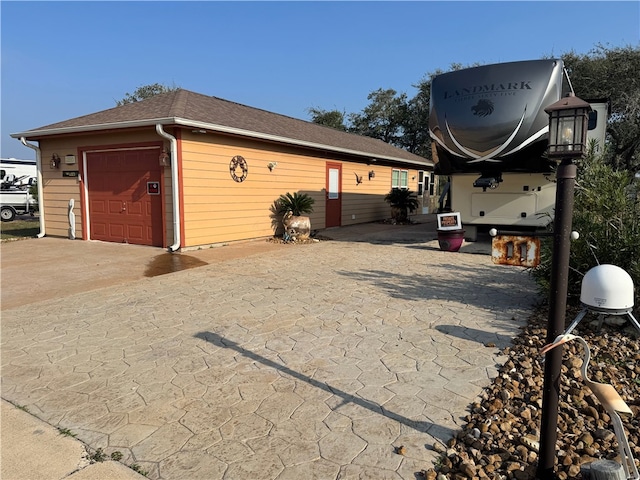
325, 162, 342, 228
86, 149, 163, 247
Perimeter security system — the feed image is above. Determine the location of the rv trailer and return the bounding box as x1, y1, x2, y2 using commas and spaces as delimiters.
429, 59, 607, 240
1, 158, 37, 221
1, 158, 36, 187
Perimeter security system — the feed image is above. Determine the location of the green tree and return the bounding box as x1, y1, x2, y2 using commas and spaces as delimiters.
561, 44, 640, 172
531, 147, 640, 308
307, 107, 347, 131
399, 78, 432, 159
348, 89, 408, 145
116, 82, 180, 106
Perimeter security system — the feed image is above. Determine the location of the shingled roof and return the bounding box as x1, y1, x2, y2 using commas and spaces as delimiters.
11, 89, 432, 167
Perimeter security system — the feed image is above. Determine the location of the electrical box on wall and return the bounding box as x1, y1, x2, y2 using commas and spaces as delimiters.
64, 155, 76, 165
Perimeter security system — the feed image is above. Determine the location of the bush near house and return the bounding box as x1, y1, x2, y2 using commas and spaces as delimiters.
276, 192, 315, 216
384, 189, 419, 223
531, 150, 640, 310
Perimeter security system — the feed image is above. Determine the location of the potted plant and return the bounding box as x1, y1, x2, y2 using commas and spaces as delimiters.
276, 192, 315, 241
384, 188, 419, 224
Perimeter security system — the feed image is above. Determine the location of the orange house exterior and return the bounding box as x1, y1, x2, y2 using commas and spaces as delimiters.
12, 90, 434, 250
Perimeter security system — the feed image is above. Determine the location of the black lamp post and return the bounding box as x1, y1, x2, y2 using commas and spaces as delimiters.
537, 93, 592, 480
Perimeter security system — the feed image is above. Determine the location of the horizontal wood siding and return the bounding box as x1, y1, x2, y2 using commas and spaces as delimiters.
341, 167, 392, 225
180, 133, 428, 247
38, 131, 165, 240
180, 133, 325, 247
163, 166, 174, 247
35, 127, 431, 248
36, 139, 85, 239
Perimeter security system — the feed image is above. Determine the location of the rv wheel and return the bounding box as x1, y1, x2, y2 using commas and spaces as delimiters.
1, 206, 16, 222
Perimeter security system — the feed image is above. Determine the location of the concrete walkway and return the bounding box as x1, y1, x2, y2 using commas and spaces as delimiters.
1, 218, 538, 479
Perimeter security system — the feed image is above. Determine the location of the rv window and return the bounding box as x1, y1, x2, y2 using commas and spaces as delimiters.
588, 111, 598, 131
0, 170, 5, 179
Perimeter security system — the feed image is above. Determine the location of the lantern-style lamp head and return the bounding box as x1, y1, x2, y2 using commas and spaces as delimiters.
545, 93, 592, 160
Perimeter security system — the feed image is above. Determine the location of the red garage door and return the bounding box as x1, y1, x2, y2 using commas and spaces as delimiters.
87, 149, 163, 247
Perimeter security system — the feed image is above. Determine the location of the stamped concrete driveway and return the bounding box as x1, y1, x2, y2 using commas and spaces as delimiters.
1, 220, 538, 479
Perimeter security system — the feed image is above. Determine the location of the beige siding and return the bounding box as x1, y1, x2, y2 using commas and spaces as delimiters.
163, 166, 174, 247
35, 127, 431, 249
37, 139, 85, 239
180, 133, 427, 247
38, 131, 165, 240
180, 134, 325, 246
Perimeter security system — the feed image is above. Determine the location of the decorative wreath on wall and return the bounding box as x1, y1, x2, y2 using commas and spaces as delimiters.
229, 155, 248, 182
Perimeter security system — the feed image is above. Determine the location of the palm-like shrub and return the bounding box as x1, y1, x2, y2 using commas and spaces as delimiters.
531, 150, 640, 309
384, 189, 419, 223
276, 192, 315, 216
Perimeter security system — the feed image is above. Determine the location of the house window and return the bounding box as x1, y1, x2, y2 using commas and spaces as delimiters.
392, 169, 408, 189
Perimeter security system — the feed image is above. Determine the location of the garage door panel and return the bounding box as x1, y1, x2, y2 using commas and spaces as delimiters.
127, 225, 144, 241
108, 200, 124, 214
127, 201, 143, 215
92, 222, 107, 236
109, 224, 125, 239
90, 200, 106, 214
87, 149, 163, 247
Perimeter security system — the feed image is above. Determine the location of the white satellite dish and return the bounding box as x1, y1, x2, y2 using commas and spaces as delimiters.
564, 264, 640, 335
581, 264, 634, 313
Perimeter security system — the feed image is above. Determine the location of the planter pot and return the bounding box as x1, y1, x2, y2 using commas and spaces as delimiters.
437, 229, 465, 252
283, 212, 311, 241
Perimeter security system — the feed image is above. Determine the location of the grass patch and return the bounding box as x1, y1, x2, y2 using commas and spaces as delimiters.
89, 448, 107, 463
57, 427, 77, 437
0, 217, 39, 242
131, 464, 149, 476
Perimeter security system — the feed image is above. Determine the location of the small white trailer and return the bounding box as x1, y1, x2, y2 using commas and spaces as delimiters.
1, 159, 37, 221
0, 188, 36, 221
1, 158, 36, 187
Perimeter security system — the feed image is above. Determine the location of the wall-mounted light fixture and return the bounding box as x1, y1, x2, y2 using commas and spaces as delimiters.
50, 154, 61, 169
268, 162, 278, 171
159, 148, 171, 167
368, 170, 375, 180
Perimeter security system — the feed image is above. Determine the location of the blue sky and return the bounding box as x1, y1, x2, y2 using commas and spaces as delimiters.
2, 1, 638, 160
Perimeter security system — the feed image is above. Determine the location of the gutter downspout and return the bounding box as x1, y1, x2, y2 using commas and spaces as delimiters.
20, 138, 45, 238
155, 124, 180, 252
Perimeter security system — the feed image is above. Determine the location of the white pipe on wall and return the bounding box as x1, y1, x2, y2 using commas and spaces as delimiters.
20, 137, 45, 238
155, 124, 180, 252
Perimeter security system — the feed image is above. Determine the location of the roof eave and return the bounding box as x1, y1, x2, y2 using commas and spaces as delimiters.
176, 119, 433, 167
11, 117, 434, 168
10, 118, 175, 139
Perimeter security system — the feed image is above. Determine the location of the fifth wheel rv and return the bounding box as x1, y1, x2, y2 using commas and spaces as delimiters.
429, 59, 607, 240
